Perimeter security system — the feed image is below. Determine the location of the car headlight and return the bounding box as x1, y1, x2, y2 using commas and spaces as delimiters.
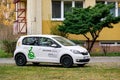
70, 50, 81, 54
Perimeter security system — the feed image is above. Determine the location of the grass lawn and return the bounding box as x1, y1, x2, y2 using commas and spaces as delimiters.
0, 63, 120, 80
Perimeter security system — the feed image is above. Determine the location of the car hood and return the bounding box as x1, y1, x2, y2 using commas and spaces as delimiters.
65, 45, 88, 52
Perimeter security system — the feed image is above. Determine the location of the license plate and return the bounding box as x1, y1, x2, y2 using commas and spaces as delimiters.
84, 56, 89, 59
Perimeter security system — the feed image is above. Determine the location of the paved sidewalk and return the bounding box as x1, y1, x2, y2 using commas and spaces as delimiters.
0, 58, 15, 64
0, 57, 120, 64
90, 57, 120, 63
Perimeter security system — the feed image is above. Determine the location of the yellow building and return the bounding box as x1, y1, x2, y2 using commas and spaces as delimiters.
14, 0, 120, 52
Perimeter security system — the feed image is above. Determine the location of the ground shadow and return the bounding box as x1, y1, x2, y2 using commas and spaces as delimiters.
25, 63, 91, 68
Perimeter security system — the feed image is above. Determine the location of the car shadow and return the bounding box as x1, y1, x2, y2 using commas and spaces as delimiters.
25, 63, 90, 68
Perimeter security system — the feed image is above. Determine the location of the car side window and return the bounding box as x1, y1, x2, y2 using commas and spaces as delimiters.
22, 37, 39, 46
38, 37, 55, 47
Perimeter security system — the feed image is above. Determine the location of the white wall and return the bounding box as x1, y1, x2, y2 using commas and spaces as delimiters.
27, 0, 42, 35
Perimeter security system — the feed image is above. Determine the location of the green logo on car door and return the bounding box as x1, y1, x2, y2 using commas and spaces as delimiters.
28, 47, 35, 59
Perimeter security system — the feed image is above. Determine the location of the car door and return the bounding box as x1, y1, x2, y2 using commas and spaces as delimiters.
37, 37, 61, 63
22, 37, 40, 61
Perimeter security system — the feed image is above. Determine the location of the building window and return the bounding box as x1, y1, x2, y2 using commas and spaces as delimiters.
96, 1, 105, 4
64, 1, 72, 17
108, 2, 116, 16
52, 0, 83, 20
100, 42, 115, 46
52, 1, 61, 18
100, 41, 120, 46
96, 1, 120, 17
75, 1, 83, 8
118, 2, 120, 16
118, 8, 120, 16
22, 37, 39, 46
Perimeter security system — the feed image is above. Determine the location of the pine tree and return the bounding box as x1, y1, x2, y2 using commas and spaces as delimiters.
58, 3, 120, 52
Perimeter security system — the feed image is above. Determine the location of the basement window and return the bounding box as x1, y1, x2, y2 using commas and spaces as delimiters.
100, 41, 120, 46
100, 42, 115, 46
117, 42, 120, 46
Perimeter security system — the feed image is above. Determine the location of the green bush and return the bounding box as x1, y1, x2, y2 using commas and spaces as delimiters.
2, 40, 16, 55
0, 49, 12, 58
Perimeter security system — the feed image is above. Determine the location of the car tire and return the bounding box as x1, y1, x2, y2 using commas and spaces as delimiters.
15, 53, 27, 66
61, 55, 73, 68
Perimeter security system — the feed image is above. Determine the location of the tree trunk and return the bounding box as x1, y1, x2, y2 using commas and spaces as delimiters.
86, 39, 90, 51
87, 37, 97, 53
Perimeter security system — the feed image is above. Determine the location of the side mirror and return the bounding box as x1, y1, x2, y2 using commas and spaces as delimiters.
51, 44, 57, 48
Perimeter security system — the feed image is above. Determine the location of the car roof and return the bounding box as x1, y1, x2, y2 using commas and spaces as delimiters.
21, 34, 60, 38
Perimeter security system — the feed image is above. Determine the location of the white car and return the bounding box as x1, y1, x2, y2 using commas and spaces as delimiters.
14, 35, 90, 68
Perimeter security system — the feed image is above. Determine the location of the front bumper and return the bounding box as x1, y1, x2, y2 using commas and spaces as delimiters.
76, 58, 90, 62
73, 55, 90, 64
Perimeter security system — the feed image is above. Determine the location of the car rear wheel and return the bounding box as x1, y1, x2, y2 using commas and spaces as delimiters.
61, 55, 73, 68
15, 54, 27, 66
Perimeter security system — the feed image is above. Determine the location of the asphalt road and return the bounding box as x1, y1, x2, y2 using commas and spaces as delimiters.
0, 57, 120, 64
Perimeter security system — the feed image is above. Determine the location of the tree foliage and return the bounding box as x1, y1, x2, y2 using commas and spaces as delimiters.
0, 0, 15, 26
58, 3, 120, 52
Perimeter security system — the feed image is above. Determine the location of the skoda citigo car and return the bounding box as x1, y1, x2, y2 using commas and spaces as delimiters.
14, 35, 90, 68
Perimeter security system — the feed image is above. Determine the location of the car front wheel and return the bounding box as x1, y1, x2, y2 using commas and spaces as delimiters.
61, 55, 73, 68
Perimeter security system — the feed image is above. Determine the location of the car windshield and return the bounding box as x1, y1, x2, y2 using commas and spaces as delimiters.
53, 37, 76, 46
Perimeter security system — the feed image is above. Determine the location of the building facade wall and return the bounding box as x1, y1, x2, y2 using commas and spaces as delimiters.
42, 0, 52, 34
17, 0, 120, 40
41, 0, 120, 41
25, 1, 120, 41
90, 41, 120, 53
84, 0, 95, 7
